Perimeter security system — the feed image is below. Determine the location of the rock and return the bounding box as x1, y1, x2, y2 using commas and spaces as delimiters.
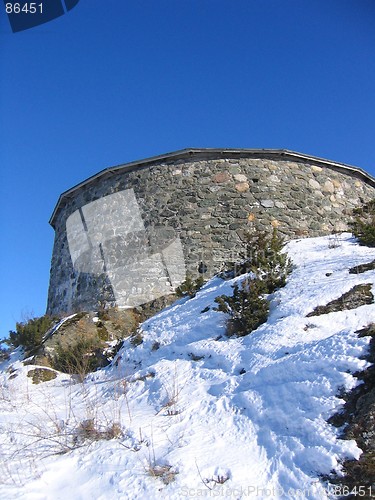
314, 190, 324, 198
349, 260, 375, 274
309, 179, 321, 190
235, 182, 249, 192
260, 199, 274, 208
268, 175, 280, 183
275, 201, 286, 209
323, 180, 335, 193
333, 221, 347, 232
233, 174, 247, 182
327, 323, 375, 487
213, 172, 231, 183
311, 165, 323, 172
27, 368, 57, 384
247, 213, 256, 222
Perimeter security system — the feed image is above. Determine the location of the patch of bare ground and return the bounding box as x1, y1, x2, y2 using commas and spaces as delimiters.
326, 324, 375, 498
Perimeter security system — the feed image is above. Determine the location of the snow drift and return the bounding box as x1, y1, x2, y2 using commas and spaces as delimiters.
1, 233, 375, 499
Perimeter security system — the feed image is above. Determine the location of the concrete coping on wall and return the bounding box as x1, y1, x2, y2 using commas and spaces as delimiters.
49, 148, 375, 228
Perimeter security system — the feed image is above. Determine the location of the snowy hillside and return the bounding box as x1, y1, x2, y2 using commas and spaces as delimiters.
1, 233, 375, 499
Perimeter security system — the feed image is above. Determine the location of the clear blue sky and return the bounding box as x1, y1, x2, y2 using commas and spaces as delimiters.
1, 0, 375, 339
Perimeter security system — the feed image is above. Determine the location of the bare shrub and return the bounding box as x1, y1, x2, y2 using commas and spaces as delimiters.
74, 419, 122, 444
51, 338, 106, 379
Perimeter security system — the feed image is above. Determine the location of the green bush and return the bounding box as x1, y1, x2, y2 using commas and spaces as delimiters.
350, 199, 375, 247
249, 228, 292, 291
224, 227, 293, 292
175, 275, 205, 298
0, 345, 10, 362
214, 277, 269, 336
8, 315, 57, 352
214, 227, 292, 337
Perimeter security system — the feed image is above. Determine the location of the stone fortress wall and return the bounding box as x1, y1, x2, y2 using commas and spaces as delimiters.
47, 148, 375, 315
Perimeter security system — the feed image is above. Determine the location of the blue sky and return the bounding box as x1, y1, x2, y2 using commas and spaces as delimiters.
1, 0, 375, 339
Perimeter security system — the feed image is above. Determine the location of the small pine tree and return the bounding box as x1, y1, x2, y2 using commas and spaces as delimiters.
252, 227, 293, 292
350, 199, 375, 247
214, 227, 292, 337
8, 315, 57, 352
226, 227, 292, 292
214, 277, 269, 336
0, 345, 9, 361
175, 275, 205, 298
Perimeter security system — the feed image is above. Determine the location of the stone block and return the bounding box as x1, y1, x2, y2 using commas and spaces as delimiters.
233, 174, 247, 182
311, 165, 323, 172
309, 179, 321, 190
322, 180, 334, 193
235, 182, 249, 192
260, 199, 275, 208
275, 201, 286, 209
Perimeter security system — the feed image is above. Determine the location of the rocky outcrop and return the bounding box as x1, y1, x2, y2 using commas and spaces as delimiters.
328, 324, 375, 491
307, 284, 374, 316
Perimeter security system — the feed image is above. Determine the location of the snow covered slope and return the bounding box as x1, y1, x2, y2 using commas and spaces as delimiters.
1, 233, 375, 500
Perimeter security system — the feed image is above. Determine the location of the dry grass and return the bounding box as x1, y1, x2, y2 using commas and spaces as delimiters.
148, 463, 178, 485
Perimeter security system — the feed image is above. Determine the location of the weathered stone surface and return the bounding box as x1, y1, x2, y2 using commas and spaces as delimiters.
309, 179, 321, 190
334, 221, 347, 231
314, 190, 324, 198
323, 180, 335, 193
268, 175, 280, 183
235, 182, 249, 192
213, 172, 231, 183
47, 151, 375, 315
275, 201, 286, 209
311, 165, 323, 172
27, 368, 57, 384
233, 174, 247, 182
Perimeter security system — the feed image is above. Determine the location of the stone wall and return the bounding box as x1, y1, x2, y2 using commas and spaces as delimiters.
47, 149, 375, 315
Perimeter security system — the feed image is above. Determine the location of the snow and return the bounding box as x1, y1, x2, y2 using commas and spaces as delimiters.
1, 233, 375, 499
